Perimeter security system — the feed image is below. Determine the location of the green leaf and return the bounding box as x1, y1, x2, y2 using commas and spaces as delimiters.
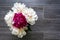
27, 23, 32, 31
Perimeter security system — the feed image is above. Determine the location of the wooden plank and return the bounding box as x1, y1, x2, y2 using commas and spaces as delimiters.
0, 0, 60, 40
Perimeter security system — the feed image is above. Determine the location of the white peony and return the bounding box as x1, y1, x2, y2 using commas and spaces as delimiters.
11, 27, 26, 38
12, 3, 26, 13
22, 8, 38, 25
4, 2, 38, 38
4, 11, 14, 27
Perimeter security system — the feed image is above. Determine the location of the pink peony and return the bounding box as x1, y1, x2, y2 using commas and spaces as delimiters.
13, 13, 27, 29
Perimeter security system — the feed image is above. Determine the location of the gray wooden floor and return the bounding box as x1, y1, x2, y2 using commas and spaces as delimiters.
0, 0, 60, 40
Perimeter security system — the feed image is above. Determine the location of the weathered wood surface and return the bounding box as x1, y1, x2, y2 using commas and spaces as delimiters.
0, 0, 60, 40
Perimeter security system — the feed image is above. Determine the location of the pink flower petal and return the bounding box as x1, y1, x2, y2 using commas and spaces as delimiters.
13, 13, 27, 29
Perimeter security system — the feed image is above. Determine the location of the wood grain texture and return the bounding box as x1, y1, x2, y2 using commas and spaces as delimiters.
0, 0, 60, 40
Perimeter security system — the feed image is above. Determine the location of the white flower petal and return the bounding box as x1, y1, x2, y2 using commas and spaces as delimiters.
30, 21, 35, 25
12, 28, 19, 35
18, 34, 23, 38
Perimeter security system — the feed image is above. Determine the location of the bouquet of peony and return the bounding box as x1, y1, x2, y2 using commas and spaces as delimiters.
4, 3, 38, 38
